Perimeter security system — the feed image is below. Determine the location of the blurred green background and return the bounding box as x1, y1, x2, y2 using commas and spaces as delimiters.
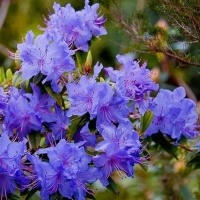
1, 0, 200, 199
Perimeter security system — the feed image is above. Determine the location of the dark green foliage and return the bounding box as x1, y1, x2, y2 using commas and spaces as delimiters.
151, 133, 178, 159
106, 177, 120, 195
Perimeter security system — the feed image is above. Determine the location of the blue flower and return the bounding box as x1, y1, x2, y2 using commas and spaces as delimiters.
17, 31, 50, 80
145, 87, 198, 140
93, 123, 141, 186
79, 0, 107, 36
95, 83, 129, 131
4, 88, 42, 140
93, 144, 135, 186
74, 122, 96, 148
0, 87, 7, 114
104, 54, 158, 102
47, 105, 71, 142
0, 133, 29, 199
17, 31, 75, 92
30, 139, 100, 200
25, 84, 56, 123
43, 1, 106, 52
67, 75, 104, 119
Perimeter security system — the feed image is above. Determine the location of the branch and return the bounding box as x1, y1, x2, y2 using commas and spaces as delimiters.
170, 142, 194, 152
0, 0, 10, 30
160, 54, 197, 102
164, 51, 200, 67
0, 43, 8, 57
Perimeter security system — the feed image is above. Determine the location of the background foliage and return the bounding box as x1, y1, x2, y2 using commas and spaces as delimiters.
0, 0, 200, 199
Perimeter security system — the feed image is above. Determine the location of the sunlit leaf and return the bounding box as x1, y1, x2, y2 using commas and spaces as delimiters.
75, 51, 87, 73
140, 109, 154, 134
6, 68, 13, 81
0, 67, 6, 83
12, 72, 23, 87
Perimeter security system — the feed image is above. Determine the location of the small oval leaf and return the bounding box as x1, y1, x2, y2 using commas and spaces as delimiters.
6, 68, 13, 81
140, 109, 154, 133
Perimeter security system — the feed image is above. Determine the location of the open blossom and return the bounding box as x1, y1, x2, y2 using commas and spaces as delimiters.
67, 75, 104, 119
78, 0, 107, 36
74, 122, 96, 148
145, 87, 198, 140
105, 54, 158, 102
0, 87, 7, 114
47, 105, 71, 142
93, 122, 141, 186
29, 139, 100, 200
0, 133, 29, 199
4, 87, 42, 140
96, 82, 129, 131
17, 31, 75, 92
43, 0, 106, 52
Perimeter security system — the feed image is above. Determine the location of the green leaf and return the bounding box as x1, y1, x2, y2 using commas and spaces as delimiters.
140, 109, 154, 134
188, 153, 200, 165
68, 114, 90, 141
44, 83, 63, 107
12, 72, 23, 87
139, 163, 148, 172
100, 77, 105, 82
6, 68, 13, 81
106, 177, 120, 195
25, 188, 39, 200
7, 193, 21, 200
28, 132, 41, 149
85, 193, 96, 200
0, 67, 6, 83
84, 50, 92, 73
194, 163, 200, 169
33, 73, 44, 85
75, 51, 86, 73
151, 133, 178, 159
39, 136, 46, 148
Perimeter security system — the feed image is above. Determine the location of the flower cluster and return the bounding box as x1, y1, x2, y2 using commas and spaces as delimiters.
93, 122, 141, 186
145, 87, 198, 141
0, 133, 29, 198
43, 0, 107, 52
29, 139, 100, 200
17, 31, 75, 92
0, 84, 70, 141
0, 0, 199, 200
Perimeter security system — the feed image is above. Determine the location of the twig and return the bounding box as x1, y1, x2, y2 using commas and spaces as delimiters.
0, 43, 8, 57
164, 51, 200, 67
0, 0, 10, 30
160, 54, 198, 103
170, 142, 194, 152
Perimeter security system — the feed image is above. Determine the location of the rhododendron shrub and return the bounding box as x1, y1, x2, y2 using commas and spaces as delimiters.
0, 1, 199, 200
